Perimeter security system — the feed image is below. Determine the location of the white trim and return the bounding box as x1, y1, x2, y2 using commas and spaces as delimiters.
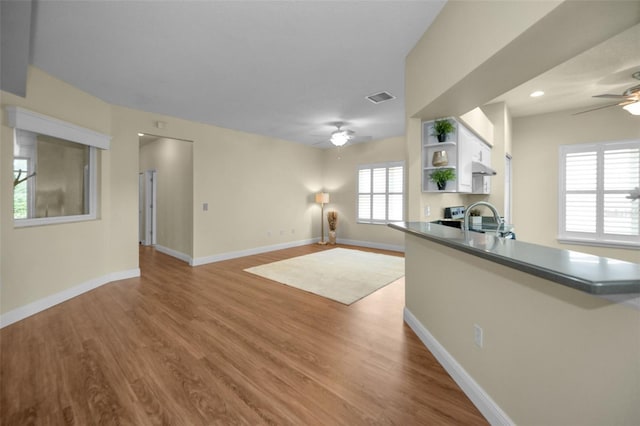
357, 161, 405, 224
155, 244, 192, 264
191, 238, 318, 266
191, 238, 404, 266
403, 307, 514, 426
558, 140, 640, 245
143, 170, 157, 245
557, 237, 640, 250
6, 106, 111, 149
336, 238, 404, 253
0, 268, 140, 328
14, 212, 97, 228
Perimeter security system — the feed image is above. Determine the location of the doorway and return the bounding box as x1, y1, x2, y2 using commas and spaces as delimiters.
138, 134, 194, 261
504, 154, 512, 224
139, 169, 157, 245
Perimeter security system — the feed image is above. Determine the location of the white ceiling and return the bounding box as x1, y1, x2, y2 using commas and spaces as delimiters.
21, 2, 640, 148
29, 0, 446, 147
491, 23, 640, 118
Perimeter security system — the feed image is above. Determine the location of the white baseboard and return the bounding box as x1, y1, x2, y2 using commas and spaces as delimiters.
337, 238, 405, 253
155, 244, 193, 264
191, 237, 405, 266
403, 307, 514, 426
0, 268, 140, 329
191, 238, 318, 266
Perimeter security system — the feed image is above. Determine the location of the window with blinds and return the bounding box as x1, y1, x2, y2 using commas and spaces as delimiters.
559, 140, 639, 247
357, 162, 404, 224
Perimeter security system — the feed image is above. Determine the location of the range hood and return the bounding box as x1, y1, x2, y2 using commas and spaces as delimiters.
472, 161, 497, 176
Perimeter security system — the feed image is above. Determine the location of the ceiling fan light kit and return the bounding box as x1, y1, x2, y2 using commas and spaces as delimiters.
578, 73, 640, 116
330, 130, 351, 146
622, 102, 640, 115
328, 122, 355, 147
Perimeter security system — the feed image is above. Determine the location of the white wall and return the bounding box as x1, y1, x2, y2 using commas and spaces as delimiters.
512, 107, 639, 263
322, 136, 406, 251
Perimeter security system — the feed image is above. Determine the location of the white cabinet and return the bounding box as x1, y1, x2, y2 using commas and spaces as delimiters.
472, 139, 492, 194
422, 118, 488, 193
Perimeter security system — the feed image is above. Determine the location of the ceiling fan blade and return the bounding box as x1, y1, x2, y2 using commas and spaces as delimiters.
351, 135, 372, 143
593, 94, 628, 99
572, 102, 621, 115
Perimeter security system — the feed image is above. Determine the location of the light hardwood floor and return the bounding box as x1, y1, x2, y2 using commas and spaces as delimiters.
1, 244, 487, 425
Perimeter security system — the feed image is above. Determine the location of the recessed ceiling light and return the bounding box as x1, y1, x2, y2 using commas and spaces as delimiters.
138, 133, 144, 136
530, 90, 545, 98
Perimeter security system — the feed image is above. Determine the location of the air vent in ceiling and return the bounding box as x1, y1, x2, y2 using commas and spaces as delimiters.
366, 91, 396, 104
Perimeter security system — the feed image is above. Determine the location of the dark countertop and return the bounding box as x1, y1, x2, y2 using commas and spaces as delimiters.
389, 221, 640, 295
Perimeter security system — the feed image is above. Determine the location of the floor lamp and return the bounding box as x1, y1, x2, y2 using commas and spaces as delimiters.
315, 192, 329, 245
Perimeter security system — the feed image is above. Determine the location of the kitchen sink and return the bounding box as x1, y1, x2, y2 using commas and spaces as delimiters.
431, 219, 515, 239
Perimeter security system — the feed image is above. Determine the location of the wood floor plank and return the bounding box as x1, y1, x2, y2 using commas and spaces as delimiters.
1, 244, 488, 425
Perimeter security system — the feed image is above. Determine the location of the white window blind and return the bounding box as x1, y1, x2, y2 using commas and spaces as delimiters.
559, 140, 639, 247
357, 162, 404, 224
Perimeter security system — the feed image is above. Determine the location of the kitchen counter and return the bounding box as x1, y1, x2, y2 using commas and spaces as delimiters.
389, 221, 640, 295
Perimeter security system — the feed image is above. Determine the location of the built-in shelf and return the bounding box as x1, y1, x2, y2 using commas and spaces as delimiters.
424, 165, 457, 171
424, 141, 457, 148
422, 118, 492, 193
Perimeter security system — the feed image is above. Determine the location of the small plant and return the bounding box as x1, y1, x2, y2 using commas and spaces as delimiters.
431, 119, 455, 142
429, 168, 456, 190
469, 209, 482, 216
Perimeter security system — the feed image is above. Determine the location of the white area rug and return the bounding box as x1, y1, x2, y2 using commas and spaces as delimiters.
244, 248, 405, 305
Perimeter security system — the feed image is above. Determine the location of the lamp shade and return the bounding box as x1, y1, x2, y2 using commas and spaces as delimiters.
315, 192, 329, 204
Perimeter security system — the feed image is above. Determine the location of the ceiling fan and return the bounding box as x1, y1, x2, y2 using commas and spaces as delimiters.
328, 122, 355, 146
311, 121, 373, 147
311, 122, 356, 147
575, 72, 640, 115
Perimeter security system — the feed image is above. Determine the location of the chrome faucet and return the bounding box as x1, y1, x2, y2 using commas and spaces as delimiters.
463, 201, 504, 232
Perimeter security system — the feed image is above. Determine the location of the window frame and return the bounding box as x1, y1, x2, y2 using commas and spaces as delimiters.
357, 161, 405, 225
6, 106, 110, 228
558, 139, 639, 248
13, 156, 36, 219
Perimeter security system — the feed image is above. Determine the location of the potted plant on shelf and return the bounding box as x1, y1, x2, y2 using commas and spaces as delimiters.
431, 119, 455, 142
430, 168, 456, 191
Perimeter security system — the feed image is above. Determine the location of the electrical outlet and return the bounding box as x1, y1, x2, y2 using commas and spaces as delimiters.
424, 205, 431, 217
280, 230, 285, 235
267, 231, 272, 237
203, 203, 208, 211
291, 228, 295, 234
474, 324, 483, 348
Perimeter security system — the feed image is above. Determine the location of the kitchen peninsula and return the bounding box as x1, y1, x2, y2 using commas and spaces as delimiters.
390, 221, 640, 425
